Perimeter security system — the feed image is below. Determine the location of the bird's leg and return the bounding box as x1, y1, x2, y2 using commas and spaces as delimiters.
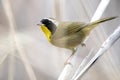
64, 48, 76, 65
64, 53, 73, 65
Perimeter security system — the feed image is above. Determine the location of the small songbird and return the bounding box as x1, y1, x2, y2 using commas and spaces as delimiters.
38, 16, 117, 64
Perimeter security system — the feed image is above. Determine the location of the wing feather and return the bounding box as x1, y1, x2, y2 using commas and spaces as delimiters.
52, 22, 85, 39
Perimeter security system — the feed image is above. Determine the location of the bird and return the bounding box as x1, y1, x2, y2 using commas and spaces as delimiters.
38, 16, 117, 64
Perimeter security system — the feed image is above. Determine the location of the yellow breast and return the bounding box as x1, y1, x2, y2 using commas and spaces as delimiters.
40, 24, 51, 41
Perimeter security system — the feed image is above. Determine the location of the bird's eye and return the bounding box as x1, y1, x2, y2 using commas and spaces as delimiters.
48, 21, 52, 24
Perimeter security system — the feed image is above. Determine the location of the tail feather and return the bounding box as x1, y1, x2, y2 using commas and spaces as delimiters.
82, 16, 118, 31
90, 16, 117, 25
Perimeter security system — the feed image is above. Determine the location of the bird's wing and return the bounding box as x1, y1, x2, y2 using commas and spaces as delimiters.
52, 22, 86, 39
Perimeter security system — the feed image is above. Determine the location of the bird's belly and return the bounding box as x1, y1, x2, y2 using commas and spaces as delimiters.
51, 32, 86, 48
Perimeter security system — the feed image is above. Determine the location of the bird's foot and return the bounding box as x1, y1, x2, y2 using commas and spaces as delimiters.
81, 43, 86, 47
64, 61, 72, 66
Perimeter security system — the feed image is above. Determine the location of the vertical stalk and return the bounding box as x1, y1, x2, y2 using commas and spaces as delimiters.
1, 0, 37, 80
1, 0, 16, 80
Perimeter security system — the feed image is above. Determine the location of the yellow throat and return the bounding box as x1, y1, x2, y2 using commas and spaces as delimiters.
40, 24, 51, 41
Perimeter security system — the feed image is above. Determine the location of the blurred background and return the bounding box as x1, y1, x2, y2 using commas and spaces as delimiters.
0, 0, 120, 80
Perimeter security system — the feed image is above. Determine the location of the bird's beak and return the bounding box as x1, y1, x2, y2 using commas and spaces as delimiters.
37, 22, 45, 28
37, 22, 42, 26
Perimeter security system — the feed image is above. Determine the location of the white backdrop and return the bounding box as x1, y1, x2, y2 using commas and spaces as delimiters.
0, 0, 120, 80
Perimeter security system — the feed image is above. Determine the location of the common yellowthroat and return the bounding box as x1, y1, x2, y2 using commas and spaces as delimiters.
38, 17, 117, 64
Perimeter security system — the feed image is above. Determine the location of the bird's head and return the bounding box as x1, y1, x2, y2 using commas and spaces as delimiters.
38, 18, 58, 41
